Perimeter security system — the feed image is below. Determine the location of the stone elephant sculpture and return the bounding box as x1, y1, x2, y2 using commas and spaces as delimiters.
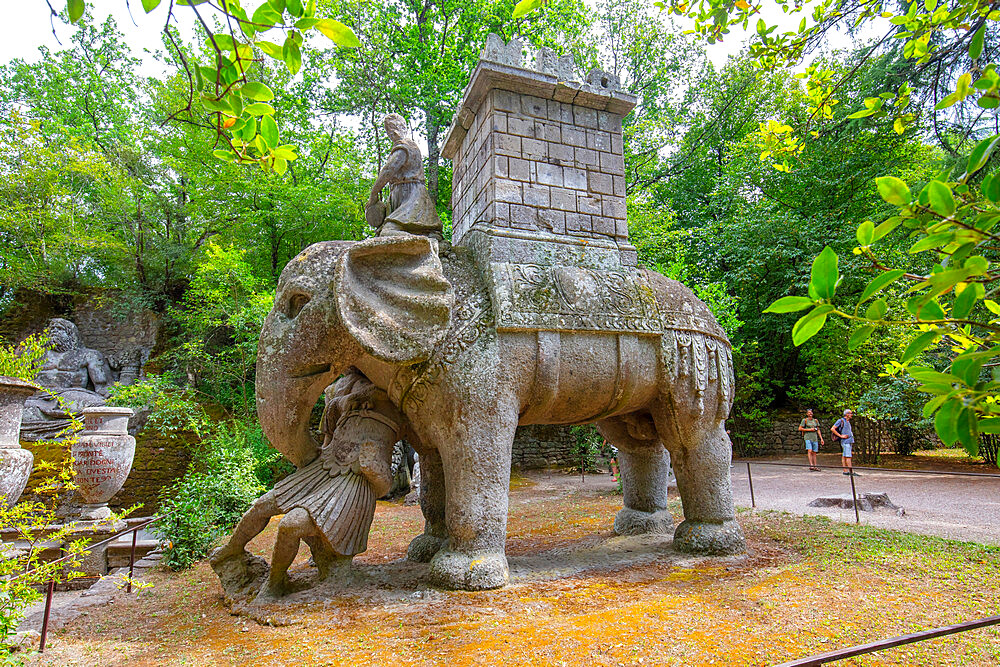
256, 234, 744, 591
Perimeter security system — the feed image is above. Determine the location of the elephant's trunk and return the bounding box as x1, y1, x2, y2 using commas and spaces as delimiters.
256, 356, 337, 469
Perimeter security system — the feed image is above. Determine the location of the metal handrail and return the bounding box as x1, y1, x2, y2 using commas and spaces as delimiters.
774, 615, 1000, 666
10, 510, 175, 583
9, 510, 176, 653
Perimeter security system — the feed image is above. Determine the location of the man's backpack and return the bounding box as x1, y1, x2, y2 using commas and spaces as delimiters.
831, 418, 844, 445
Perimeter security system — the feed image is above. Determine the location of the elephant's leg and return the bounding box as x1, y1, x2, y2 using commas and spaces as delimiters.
427, 409, 516, 591
597, 417, 673, 536
652, 404, 745, 555
407, 448, 448, 563
257, 508, 315, 600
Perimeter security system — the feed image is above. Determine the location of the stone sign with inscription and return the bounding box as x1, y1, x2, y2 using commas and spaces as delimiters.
71, 406, 136, 520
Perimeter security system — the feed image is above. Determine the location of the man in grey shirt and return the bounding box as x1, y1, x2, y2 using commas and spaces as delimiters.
831, 409, 856, 476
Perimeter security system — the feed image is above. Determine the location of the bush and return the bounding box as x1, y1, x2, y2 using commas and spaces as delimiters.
857, 377, 934, 456
570, 424, 604, 474
154, 422, 267, 569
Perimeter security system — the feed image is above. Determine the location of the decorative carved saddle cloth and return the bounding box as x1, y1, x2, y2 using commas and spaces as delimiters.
389, 245, 734, 422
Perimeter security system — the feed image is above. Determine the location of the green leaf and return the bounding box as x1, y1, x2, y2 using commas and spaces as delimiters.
951, 353, 987, 386
252, 3, 282, 28
908, 367, 957, 384
283, 39, 302, 75
856, 220, 875, 245
970, 23, 986, 60
212, 149, 236, 161
952, 283, 979, 319
902, 330, 939, 363
809, 246, 839, 300
274, 156, 289, 174
260, 114, 279, 149
257, 40, 284, 59
982, 172, 1000, 205
240, 117, 257, 142
957, 407, 979, 452
848, 325, 876, 350
273, 145, 297, 160
860, 269, 905, 303
513, 0, 544, 18
764, 296, 816, 313
966, 134, 1000, 175
979, 95, 1000, 109
865, 298, 888, 320
918, 298, 945, 320
286, 0, 305, 17
909, 232, 953, 253
791, 306, 833, 346
876, 176, 911, 205
316, 19, 361, 47
240, 82, 275, 102
212, 33, 235, 52
934, 397, 962, 446
141, 0, 162, 11
67, 0, 85, 22
244, 102, 275, 116
925, 180, 956, 217
979, 418, 1000, 434
872, 217, 902, 242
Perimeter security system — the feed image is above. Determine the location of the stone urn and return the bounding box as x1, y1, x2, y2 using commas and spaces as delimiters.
72, 406, 136, 520
0, 376, 37, 507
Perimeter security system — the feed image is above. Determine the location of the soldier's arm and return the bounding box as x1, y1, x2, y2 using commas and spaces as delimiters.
367, 147, 407, 207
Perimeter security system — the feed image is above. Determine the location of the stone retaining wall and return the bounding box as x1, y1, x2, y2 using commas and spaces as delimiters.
729, 410, 840, 457
512, 424, 577, 468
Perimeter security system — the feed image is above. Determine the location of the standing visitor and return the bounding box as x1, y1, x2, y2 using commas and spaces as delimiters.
798, 409, 823, 471
831, 409, 856, 476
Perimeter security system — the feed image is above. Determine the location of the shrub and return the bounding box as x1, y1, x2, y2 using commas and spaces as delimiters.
857, 377, 934, 456
154, 422, 266, 569
570, 424, 604, 475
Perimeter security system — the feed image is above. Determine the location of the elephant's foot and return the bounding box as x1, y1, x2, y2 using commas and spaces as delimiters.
429, 549, 509, 591
614, 507, 674, 536
673, 519, 745, 555
407, 534, 446, 563
209, 547, 270, 599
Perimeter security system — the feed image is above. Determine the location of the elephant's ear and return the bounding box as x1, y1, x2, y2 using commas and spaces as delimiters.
336, 235, 454, 365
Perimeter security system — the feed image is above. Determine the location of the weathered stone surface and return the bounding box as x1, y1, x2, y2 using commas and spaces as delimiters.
71, 407, 136, 519
241, 39, 743, 597
0, 376, 36, 506
20, 318, 141, 442
213, 369, 405, 600
808, 492, 901, 512
365, 114, 443, 240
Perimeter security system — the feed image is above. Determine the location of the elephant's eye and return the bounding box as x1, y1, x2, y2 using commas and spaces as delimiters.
285, 292, 310, 319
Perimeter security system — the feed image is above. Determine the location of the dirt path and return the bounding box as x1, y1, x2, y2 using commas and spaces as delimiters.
731, 453, 1000, 545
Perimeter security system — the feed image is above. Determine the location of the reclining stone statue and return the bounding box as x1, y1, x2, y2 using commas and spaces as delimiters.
21, 318, 116, 441
210, 368, 405, 601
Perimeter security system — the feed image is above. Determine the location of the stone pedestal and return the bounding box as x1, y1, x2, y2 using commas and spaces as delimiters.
71, 407, 135, 520
0, 376, 37, 506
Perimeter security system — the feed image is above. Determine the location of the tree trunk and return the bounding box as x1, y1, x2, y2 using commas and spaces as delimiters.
424, 106, 440, 204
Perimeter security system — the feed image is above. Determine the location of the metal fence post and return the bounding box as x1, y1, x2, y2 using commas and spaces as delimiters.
746, 461, 755, 508
39, 578, 55, 652
127, 527, 138, 593
849, 471, 860, 524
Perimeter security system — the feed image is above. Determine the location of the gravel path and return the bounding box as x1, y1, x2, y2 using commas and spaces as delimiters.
730, 453, 1000, 545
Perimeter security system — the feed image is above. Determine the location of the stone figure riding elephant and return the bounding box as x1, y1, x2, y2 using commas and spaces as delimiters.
256, 234, 744, 591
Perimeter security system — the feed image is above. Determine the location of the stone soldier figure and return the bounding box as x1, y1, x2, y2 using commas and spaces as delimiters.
210, 368, 404, 600
364, 113, 443, 240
